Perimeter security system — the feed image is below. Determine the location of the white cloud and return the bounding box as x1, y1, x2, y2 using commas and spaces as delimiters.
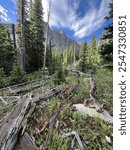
0, 5, 9, 22
42, 0, 111, 39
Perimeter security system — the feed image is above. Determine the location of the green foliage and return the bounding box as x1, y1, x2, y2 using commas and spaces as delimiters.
29, 0, 44, 71
48, 97, 59, 113
50, 131, 70, 150
79, 41, 88, 73
87, 35, 101, 69
16, 0, 44, 73
93, 68, 113, 113
52, 55, 66, 85
100, 2, 113, 67
0, 69, 6, 88
0, 24, 14, 75
9, 63, 27, 85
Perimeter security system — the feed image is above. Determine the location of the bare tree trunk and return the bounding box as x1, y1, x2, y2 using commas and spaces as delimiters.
21, 0, 26, 72
12, 24, 16, 49
43, 0, 51, 72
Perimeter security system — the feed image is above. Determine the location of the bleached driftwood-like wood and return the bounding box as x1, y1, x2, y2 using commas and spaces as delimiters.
62, 131, 84, 150
0, 85, 64, 150
73, 104, 113, 123
0, 94, 32, 150
32, 85, 64, 103
18, 132, 38, 150
13, 84, 41, 95
45, 101, 65, 149
0, 96, 8, 105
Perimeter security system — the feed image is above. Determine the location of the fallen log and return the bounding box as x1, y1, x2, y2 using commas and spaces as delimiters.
45, 101, 65, 149
13, 84, 42, 95
0, 85, 64, 150
0, 94, 32, 150
45, 82, 80, 149
15, 132, 38, 150
32, 85, 64, 103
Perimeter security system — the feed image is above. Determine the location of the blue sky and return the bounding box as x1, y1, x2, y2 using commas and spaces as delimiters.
0, 0, 112, 43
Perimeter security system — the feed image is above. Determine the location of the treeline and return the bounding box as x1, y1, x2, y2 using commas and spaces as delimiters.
0, 0, 113, 87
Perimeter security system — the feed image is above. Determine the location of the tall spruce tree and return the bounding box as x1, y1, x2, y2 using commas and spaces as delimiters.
88, 35, 100, 68
100, 2, 113, 67
30, 0, 44, 71
0, 24, 14, 75
79, 41, 88, 73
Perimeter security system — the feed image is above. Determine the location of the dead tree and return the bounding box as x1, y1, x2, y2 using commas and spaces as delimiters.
12, 24, 16, 49
43, 0, 51, 71
20, 0, 26, 72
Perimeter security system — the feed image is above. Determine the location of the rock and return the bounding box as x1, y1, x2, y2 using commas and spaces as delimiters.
73, 103, 113, 123
44, 22, 80, 50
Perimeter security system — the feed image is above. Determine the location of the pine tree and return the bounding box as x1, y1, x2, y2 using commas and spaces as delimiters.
100, 2, 113, 66
30, 0, 44, 71
88, 35, 100, 68
79, 41, 88, 73
0, 24, 14, 75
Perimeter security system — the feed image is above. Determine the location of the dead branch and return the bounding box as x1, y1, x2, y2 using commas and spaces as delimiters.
62, 130, 84, 150
45, 101, 65, 149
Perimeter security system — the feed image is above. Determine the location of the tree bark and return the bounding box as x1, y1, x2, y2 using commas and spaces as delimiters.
21, 0, 26, 72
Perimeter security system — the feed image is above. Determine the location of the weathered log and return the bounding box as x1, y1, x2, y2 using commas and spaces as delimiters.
32, 85, 64, 103
0, 94, 32, 150
45, 83, 80, 149
0, 85, 64, 150
18, 132, 38, 150
45, 101, 65, 149
13, 84, 42, 95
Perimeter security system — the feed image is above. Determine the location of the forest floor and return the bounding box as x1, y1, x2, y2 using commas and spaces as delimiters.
0, 68, 113, 150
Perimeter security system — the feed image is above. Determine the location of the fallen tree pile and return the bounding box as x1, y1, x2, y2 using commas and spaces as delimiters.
0, 85, 64, 150
0, 70, 113, 150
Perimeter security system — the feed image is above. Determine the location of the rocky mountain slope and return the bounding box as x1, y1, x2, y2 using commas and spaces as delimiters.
44, 22, 80, 50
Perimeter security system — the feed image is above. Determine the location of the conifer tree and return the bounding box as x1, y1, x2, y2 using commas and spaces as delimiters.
0, 24, 14, 75
79, 41, 88, 73
88, 35, 100, 68
30, 0, 44, 71
100, 2, 113, 66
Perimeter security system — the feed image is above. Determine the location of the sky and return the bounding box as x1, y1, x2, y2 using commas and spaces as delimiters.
0, 0, 112, 43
